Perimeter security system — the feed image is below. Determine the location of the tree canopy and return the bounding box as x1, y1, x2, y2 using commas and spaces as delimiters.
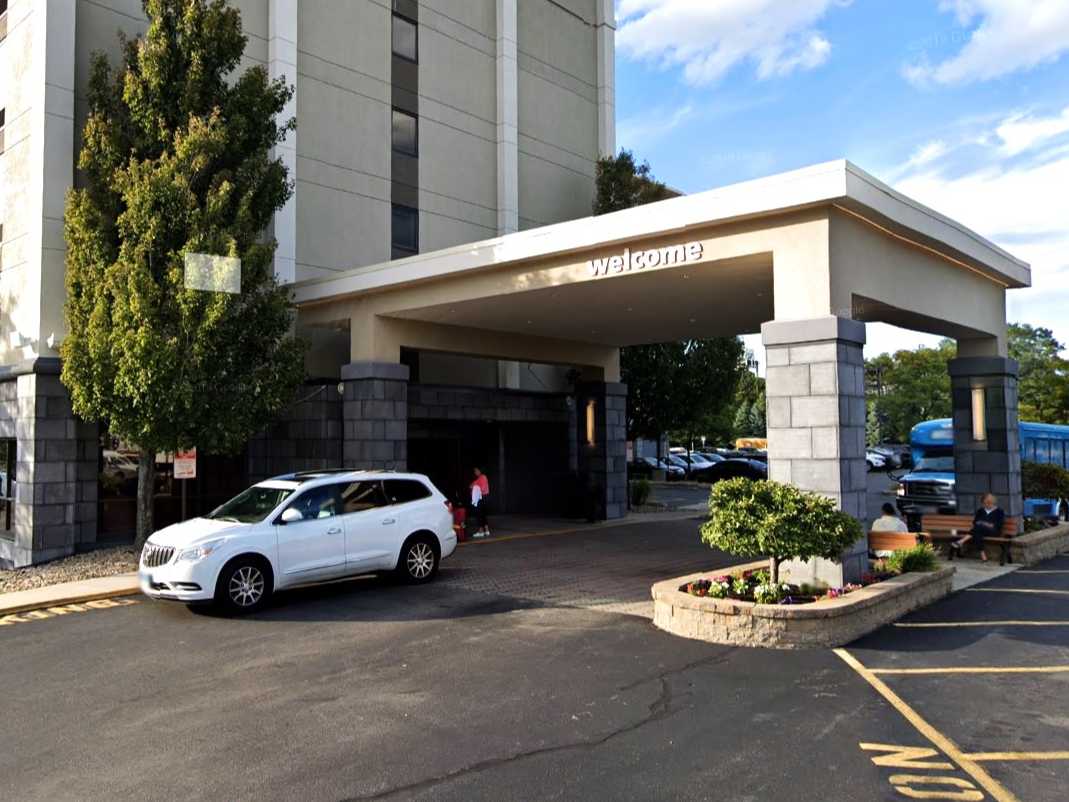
593, 150, 676, 215
865, 341, 956, 442
62, 0, 305, 541
1009, 323, 1069, 425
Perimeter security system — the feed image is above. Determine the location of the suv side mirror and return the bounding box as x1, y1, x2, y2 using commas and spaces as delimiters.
279, 507, 303, 525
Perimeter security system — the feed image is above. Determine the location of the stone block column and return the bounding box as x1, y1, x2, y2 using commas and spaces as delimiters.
763, 317, 868, 585
0, 363, 98, 568
576, 381, 628, 520
948, 356, 1023, 524
341, 362, 409, 471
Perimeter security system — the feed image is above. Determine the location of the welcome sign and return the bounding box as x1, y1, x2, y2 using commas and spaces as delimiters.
588, 241, 704, 277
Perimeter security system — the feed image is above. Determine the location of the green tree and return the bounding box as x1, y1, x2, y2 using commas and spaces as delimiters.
700, 478, 862, 583
63, 0, 304, 545
732, 368, 766, 440
1008, 323, 1069, 424
624, 338, 745, 455
865, 341, 956, 442
593, 149, 675, 215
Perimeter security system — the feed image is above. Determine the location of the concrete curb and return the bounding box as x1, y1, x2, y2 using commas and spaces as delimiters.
0, 573, 141, 616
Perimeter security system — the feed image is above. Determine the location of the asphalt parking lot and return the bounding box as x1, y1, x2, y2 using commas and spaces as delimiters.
1, 518, 1067, 801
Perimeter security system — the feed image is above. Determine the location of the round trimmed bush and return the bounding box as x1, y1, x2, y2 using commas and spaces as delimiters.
700, 478, 863, 583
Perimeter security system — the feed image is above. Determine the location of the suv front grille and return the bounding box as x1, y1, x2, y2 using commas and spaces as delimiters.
903, 481, 952, 501
142, 544, 175, 568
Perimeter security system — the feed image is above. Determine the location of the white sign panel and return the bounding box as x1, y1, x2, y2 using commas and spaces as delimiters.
174, 448, 197, 480
184, 253, 241, 294
588, 242, 704, 277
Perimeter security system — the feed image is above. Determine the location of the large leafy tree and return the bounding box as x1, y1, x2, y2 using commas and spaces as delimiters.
865, 341, 956, 442
1008, 323, 1069, 424
63, 0, 304, 544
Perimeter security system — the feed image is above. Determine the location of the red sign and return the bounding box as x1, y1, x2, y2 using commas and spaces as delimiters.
174, 448, 197, 480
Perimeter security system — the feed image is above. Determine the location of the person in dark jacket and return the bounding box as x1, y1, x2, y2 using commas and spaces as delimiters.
953, 492, 1004, 561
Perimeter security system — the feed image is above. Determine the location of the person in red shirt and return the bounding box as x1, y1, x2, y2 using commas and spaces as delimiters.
471, 467, 491, 538
449, 494, 468, 542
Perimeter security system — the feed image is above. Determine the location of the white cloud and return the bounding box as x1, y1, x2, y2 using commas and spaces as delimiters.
996, 107, 1069, 156
905, 0, 1069, 85
616, 0, 848, 86
618, 104, 695, 151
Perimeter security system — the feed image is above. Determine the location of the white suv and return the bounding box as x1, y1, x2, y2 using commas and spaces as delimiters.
139, 470, 456, 614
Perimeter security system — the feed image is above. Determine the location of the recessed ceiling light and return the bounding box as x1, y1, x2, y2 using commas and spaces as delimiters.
689, 318, 696, 324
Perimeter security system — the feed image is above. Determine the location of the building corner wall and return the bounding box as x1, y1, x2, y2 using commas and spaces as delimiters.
594, 0, 615, 157
495, 0, 519, 235
268, 0, 298, 284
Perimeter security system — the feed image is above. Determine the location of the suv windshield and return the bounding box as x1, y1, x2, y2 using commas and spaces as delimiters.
913, 457, 955, 473
208, 485, 295, 523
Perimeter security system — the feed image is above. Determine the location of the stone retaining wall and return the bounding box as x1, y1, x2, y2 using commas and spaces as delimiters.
652, 561, 955, 649
1006, 523, 1069, 565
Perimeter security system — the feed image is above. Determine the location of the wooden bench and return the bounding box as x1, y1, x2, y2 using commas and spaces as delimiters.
868, 530, 925, 555
920, 514, 1021, 565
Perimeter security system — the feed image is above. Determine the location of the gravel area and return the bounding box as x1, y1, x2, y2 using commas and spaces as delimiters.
0, 546, 139, 594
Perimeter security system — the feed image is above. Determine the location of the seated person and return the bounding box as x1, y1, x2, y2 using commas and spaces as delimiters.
953, 492, 1004, 562
871, 503, 908, 533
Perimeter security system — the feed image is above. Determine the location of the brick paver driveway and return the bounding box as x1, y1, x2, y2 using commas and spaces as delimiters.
439, 515, 736, 617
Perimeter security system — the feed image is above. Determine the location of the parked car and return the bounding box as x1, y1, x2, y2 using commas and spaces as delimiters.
866, 450, 887, 471
692, 458, 767, 484
868, 445, 902, 470
139, 470, 456, 614
695, 452, 725, 464
629, 456, 685, 480
665, 454, 701, 478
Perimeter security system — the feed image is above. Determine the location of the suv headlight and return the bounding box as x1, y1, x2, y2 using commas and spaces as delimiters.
896, 484, 906, 496
176, 539, 224, 563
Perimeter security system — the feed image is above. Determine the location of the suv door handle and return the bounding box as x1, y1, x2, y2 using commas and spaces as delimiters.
326, 526, 342, 535
381, 518, 396, 525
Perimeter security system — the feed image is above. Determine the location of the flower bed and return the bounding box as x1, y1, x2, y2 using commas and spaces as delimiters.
654, 559, 955, 649
682, 563, 898, 606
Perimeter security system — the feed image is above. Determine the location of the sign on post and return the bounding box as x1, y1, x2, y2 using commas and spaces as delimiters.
174, 449, 197, 480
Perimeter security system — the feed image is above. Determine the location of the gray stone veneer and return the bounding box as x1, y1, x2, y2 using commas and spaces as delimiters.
248, 383, 343, 482
576, 381, 628, 521
948, 356, 1023, 524
0, 362, 98, 569
342, 362, 409, 471
763, 317, 869, 585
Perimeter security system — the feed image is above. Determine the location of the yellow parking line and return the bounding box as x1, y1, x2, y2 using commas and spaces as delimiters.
1016, 570, 1069, 575
966, 752, 1069, 762
835, 648, 1020, 802
894, 620, 1069, 628
871, 666, 1069, 675
966, 588, 1069, 596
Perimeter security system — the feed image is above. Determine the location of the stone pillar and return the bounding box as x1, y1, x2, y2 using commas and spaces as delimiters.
341, 362, 409, 471
948, 356, 1023, 525
763, 317, 868, 586
0, 362, 97, 569
576, 381, 627, 520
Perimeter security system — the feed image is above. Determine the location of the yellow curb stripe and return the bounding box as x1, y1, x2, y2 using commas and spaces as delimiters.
966, 588, 1069, 596
834, 648, 1020, 802
871, 666, 1069, 675
0, 585, 141, 617
456, 513, 696, 548
894, 620, 1069, 628
1016, 570, 1069, 575
0, 597, 139, 627
966, 752, 1069, 762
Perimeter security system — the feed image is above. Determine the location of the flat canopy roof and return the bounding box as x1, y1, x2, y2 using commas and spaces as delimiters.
294, 160, 1031, 307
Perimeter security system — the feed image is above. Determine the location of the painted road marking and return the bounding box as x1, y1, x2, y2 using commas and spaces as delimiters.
966, 588, 1069, 597
0, 597, 139, 627
836, 648, 1020, 802
871, 666, 1069, 675
1015, 570, 1069, 575
966, 752, 1069, 762
894, 620, 1069, 628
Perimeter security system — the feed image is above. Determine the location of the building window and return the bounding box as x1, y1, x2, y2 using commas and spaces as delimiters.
391, 108, 418, 157
0, 438, 14, 534
392, 13, 417, 62
391, 204, 418, 258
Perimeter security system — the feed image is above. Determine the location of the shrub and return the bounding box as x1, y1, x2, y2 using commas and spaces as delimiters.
700, 478, 863, 582
1022, 462, 1069, 502
886, 544, 939, 574
630, 479, 652, 507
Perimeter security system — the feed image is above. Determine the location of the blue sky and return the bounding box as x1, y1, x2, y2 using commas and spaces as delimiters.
613, 0, 1069, 362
